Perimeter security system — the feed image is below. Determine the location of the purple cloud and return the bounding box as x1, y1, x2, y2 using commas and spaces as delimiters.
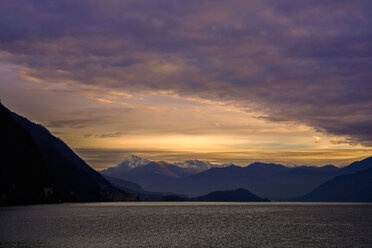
1, 0, 372, 145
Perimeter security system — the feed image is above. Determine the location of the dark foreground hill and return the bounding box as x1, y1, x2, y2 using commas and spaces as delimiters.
0, 103, 136, 205
150, 188, 269, 202
193, 188, 269, 202
298, 166, 372, 202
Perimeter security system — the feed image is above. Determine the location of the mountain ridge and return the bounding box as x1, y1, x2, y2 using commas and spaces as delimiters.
1, 102, 137, 205
136, 158, 372, 199
298, 159, 372, 202
99, 154, 372, 199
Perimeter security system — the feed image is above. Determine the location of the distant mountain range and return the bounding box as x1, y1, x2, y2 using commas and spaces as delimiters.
298, 158, 372, 202
175, 160, 229, 171
101, 156, 228, 177
100, 156, 230, 189
101, 155, 372, 201
102, 160, 197, 187
101, 155, 151, 175
2, 101, 372, 204
0, 103, 137, 205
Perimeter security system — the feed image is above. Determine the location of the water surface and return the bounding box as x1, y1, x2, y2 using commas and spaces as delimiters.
1, 202, 371, 248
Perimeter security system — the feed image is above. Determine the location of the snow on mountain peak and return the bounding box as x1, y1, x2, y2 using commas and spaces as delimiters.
118, 155, 151, 169
175, 160, 228, 170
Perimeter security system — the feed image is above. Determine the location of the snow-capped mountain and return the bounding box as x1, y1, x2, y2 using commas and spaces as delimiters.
175, 160, 228, 171
101, 156, 231, 182
100, 155, 151, 176
119, 155, 151, 169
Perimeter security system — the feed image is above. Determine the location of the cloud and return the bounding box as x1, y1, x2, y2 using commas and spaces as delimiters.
313, 136, 321, 144
95, 132, 125, 138
45, 118, 98, 129
1, 0, 372, 146
330, 137, 359, 146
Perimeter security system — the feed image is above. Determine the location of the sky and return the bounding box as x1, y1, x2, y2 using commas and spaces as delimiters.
1, 0, 372, 169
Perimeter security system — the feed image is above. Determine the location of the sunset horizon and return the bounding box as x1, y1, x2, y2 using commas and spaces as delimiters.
1, 1, 372, 247
1, 1, 371, 170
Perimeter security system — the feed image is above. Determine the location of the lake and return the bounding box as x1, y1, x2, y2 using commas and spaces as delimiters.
1, 202, 371, 248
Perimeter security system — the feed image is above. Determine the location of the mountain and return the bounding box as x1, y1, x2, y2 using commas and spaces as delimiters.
103, 161, 197, 191
101, 156, 201, 186
298, 157, 372, 202
145, 163, 344, 199
103, 176, 145, 194
340, 156, 372, 174
150, 188, 269, 202
175, 160, 228, 171
0, 102, 136, 205
146, 157, 372, 199
101, 155, 151, 176
175, 160, 212, 172
104, 175, 189, 201
100, 152, 372, 200
298, 167, 372, 202
193, 188, 269, 202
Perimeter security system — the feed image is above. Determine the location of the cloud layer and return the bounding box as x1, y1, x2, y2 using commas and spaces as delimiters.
1, 0, 372, 146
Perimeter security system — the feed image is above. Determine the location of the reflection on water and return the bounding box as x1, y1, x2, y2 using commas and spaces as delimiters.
1, 202, 371, 248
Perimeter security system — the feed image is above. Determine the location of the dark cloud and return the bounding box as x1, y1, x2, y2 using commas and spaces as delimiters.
45, 118, 97, 129
95, 132, 125, 138
1, 0, 372, 146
